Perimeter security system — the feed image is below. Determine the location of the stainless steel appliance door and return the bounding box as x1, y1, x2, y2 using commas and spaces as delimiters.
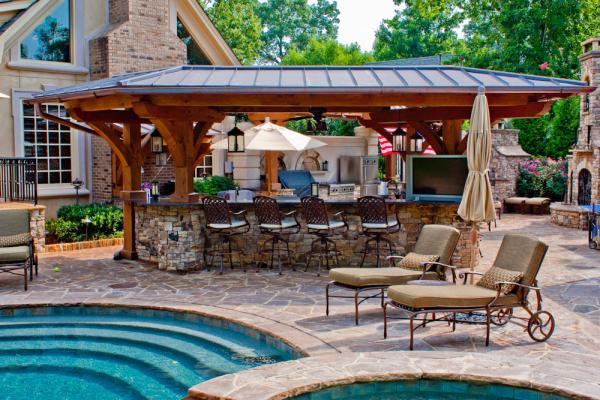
360, 156, 379, 184
338, 156, 361, 183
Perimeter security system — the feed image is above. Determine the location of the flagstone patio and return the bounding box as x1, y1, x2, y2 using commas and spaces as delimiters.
0, 214, 599, 398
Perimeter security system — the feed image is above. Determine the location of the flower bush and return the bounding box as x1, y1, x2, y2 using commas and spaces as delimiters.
516, 158, 567, 201
46, 204, 123, 243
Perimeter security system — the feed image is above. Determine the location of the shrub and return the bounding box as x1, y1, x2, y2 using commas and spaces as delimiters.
193, 176, 236, 195
46, 204, 123, 243
516, 158, 567, 201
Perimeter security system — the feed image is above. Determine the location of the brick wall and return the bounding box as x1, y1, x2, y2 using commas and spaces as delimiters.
89, 0, 187, 202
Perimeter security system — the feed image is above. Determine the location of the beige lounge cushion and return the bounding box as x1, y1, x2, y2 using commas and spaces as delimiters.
413, 225, 460, 265
504, 197, 527, 204
0, 232, 30, 247
387, 284, 518, 309
396, 253, 439, 271
0, 245, 30, 263
476, 266, 522, 294
492, 234, 547, 286
330, 267, 439, 287
525, 197, 550, 205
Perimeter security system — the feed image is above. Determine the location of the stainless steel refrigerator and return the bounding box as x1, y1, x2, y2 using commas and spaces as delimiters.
338, 156, 379, 195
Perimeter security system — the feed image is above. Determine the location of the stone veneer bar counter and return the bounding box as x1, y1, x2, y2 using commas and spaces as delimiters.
134, 198, 478, 272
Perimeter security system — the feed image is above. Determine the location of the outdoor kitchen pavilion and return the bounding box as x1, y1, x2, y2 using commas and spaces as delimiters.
27, 65, 593, 262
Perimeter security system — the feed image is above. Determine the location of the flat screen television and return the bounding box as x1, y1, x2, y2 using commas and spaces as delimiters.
406, 155, 469, 202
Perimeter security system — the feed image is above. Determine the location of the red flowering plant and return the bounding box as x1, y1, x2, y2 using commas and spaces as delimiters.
516, 158, 567, 201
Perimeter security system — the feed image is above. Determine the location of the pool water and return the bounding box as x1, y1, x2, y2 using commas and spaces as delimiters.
293, 380, 568, 399
0, 306, 297, 400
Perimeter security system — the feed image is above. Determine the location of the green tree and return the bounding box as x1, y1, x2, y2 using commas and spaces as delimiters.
281, 38, 373, 65
32, 17, 70, 61
373, 0, 461, 61
257, 0, 340, 63
546, 97, 580, 159
200, 0, 263, 64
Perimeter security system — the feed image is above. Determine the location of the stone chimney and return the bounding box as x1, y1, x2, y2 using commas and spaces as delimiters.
89, 0, 186, 80
89, 0, 187, 202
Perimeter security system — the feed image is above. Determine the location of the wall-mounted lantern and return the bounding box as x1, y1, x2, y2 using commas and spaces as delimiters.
151, 130, 164, 154
392, 126, 405, 152
311, 182, 319, 197
410, 132, 423, 152
227, 126, 245, 153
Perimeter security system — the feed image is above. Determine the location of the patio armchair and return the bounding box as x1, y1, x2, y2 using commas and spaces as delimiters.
326, 224, 460, 325
383, 233, 553, 350
0, 210, 37, 291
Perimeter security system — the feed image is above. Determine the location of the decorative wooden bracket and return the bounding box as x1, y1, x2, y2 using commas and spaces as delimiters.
406, 121, 446, 154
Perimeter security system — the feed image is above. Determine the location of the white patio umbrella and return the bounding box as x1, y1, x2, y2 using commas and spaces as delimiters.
0, 92, 9, 99
244, 117, 327, 151
458, 87, 495, 248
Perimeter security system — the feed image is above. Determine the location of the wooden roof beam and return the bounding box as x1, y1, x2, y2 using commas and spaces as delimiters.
132, 102, 224, 121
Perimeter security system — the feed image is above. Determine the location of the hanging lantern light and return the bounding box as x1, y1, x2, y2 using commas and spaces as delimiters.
227, 126, 245, 153
151, 130, 163, 154
392, 126, 406, 152
410, 132, 423, 152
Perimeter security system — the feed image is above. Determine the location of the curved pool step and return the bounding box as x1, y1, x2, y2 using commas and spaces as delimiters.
0, 329, 242, 377
0, 354, 182, 399
0, 365, 147, 400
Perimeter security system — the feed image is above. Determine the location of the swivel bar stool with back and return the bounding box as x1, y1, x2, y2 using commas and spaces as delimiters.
357, 196, 401, 268
253, 196, 300, 274
202, 196, 250, 274
301, 196, 348, 276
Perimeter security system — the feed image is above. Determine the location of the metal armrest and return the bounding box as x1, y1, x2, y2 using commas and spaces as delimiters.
423, 261, 464, 283
495, 281, 541, 291
385, 255, 405, 267
460, 270, 484, 284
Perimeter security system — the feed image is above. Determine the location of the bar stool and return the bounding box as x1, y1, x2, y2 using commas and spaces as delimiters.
202, 196, 250, 274
254, 196, 300, 274
301, 196, 348, 276
357, 196, 401, 268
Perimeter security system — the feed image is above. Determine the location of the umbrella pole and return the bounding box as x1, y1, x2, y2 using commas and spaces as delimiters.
265, 151, 278, 194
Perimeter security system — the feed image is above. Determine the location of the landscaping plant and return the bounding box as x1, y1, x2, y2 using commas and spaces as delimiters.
46, 204, 123, 243
193, 175, 236, 196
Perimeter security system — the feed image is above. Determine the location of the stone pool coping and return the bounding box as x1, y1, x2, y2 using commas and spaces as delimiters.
0, 298, 338, 359
186, 352, 600, 400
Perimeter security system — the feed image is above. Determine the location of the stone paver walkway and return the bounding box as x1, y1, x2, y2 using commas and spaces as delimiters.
1, 214, 599, 398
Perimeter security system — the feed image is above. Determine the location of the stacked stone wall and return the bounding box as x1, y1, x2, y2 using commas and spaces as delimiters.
135, 203, 479, 272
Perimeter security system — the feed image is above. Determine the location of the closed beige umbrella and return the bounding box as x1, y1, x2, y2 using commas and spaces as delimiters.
458, 88, 495, 224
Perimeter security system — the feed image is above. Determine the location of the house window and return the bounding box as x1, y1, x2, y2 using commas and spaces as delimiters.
22, 103, 72, 185
195, 154, 213, 177
176, 18, 210, 65
20, 0, 71, 63
587, 126, 592, 145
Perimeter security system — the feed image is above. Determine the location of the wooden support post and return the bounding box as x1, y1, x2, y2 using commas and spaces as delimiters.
265, 151, 279, 192
120, 122, 144, 260
385, 154, 397, 181
442, 120, 464, 154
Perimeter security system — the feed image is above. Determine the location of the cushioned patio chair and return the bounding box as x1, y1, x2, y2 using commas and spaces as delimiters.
383, 233, 554, 350
326, 224, 460, 325
0, 210, 37, 291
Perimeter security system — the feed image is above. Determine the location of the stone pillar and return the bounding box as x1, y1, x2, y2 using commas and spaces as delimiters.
88, 0, 187, 202
354, 126, 378, 156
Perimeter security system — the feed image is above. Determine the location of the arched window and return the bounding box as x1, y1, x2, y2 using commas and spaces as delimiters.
578, 169, 592, 205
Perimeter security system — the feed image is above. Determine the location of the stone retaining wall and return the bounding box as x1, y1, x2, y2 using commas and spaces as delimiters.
135, 203, 479, 272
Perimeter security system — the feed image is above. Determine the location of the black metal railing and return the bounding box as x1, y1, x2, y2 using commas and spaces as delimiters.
0, 158, 38, 204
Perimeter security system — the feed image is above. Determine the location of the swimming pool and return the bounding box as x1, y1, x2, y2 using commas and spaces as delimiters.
293, 380, 568, 399
0, 306, 298, 400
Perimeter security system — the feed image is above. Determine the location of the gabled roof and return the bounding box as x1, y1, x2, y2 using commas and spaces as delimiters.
32, 64, 593, 102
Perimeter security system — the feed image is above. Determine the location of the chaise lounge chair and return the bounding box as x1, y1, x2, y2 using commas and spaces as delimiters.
326, 224, 460, 325
0, 210, 37, 291
383, 233, 554, 350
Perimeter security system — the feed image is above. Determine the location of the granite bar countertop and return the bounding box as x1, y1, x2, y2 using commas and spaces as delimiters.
133, 197, 460, 207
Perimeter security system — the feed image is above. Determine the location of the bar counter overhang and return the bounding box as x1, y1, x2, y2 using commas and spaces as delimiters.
134, 197, 475, 272
25, 65, 594, 269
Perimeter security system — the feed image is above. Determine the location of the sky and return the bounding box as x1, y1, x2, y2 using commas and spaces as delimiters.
335, 0, 398, 51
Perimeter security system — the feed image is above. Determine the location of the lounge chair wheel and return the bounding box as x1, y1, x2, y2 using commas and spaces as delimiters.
490, 308, 513, 326
527, 311, 555, 342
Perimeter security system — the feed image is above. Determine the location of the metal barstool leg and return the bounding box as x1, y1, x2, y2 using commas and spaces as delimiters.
228, 238, 234, 270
